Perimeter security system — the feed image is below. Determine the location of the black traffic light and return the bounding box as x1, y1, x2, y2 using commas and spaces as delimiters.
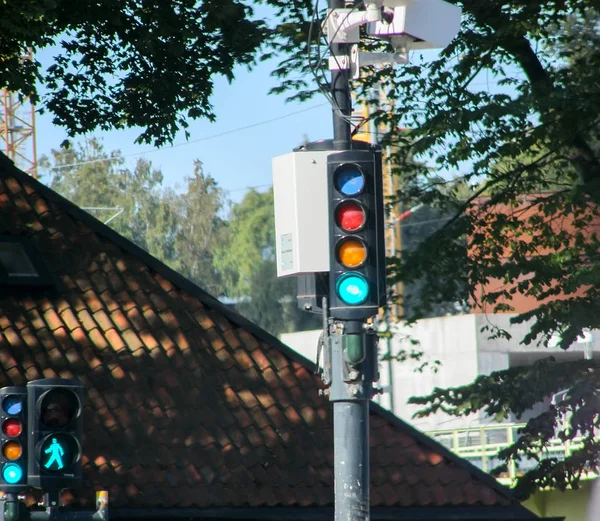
328, 149, 386, 320
27, 378, 83, 491
0, 387, 27, 491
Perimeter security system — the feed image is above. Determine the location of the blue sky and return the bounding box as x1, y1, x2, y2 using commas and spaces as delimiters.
32, 41, 517, 205
35, 56, 333, 202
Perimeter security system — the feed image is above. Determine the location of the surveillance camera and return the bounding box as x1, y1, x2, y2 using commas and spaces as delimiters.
367, 0, 461, 50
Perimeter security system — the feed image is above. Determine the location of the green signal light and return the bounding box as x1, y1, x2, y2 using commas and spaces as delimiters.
336, 273, 369, 305
39, 433, 78, 473
43, 438, 65, 470
2, 463, 23, 484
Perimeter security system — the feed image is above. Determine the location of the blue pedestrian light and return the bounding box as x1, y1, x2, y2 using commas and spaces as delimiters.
336, 273, 369, 305
2, 463, 23, 484
334, 165, 365, 196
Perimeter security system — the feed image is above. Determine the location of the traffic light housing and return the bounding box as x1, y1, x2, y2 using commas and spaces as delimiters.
27, 378, 83, 491
0, 387, 27, 491
328, 149, 386, 320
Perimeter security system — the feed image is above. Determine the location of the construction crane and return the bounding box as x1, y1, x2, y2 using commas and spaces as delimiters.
0, 53, 38, 178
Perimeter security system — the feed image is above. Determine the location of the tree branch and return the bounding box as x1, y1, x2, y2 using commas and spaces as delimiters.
499, 35, 600, 184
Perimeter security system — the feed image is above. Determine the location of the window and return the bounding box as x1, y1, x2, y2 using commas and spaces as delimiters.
0, 238, 51, 286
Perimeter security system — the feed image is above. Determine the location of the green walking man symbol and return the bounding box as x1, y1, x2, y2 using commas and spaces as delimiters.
44, 438, 65, 470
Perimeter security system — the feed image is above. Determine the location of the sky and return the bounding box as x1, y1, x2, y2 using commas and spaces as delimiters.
29, 20, 517, 206
34, 55, 334, 203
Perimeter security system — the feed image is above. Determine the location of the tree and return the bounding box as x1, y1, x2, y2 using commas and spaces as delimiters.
268, 2, 600, 496
41, 139, 229, 294
216, 188, 320, 336
40, 138, 173, 257
165, 161, 230, 294
0, 1, 282, 146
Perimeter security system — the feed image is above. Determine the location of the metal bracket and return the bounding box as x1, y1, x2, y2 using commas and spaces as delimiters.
349, 44, 408, 79
317, 297, 332, 387
328, 54, 350, 71
329, 331, 377, 402
324, 5, 382, 44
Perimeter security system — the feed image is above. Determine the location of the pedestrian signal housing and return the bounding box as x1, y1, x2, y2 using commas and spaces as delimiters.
328, 149, 386, 320
27, 378, 83, 491
0, 387, 27, 492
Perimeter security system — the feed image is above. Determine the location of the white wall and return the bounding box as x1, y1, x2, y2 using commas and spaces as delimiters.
389, 314, 480, 431
280, 314, 600, 432
280, 330, 322, 364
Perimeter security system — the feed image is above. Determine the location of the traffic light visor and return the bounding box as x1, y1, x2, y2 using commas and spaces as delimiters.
334, 164, 365, 196
40, 389, 79, 428
2, 396, 22, 415
336, 273, 369, 305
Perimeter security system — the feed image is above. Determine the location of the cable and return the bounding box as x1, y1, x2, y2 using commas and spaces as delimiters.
308, 0, 367, 132
41, 103, 329, 172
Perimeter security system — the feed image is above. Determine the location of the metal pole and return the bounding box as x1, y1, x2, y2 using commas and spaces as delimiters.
329, 0, 352, 150
331, 326, 374, 521
325, 3, 373, 521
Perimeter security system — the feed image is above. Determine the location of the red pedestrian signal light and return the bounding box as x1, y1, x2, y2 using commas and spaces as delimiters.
328, 149, 386, 320
0, 388, 27, 491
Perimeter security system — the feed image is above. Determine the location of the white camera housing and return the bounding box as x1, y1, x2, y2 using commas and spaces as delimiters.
367, 0, 461, 50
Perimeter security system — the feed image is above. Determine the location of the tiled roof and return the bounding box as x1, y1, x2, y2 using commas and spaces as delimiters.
0, 154, 535, 518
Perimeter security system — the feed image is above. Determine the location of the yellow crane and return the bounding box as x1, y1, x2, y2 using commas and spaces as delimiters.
1, 52, 38, 178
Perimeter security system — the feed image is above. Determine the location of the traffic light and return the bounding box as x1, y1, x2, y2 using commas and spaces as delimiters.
0, 387, 27, 491
328, 149, 386, 320
27, 378, 83, 491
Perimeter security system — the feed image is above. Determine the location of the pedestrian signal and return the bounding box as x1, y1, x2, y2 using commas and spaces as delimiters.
0, 387, 27, 492
27, 379, 83, 491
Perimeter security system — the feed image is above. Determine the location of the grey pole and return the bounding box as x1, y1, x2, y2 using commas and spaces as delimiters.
330, 326, 377, 521
324, 3, 376, 521
328, 0, 352, 150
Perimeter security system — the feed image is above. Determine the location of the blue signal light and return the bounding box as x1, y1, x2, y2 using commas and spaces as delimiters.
2, 397, 22, 416
334, 165, 365, 196
2, 463, 23, 484
336, 273, 369, 305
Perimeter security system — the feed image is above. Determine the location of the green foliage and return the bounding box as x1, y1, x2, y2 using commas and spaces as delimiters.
0, 0, 285, 146
215, 188, 320, 336
163, 162, 230, 294
41, 139, 318, 336
40, 138, 228, 293
269, 1, 600, 496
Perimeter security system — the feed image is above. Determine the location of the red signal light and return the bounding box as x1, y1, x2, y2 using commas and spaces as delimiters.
2, 419, 22, 438
336, 201, 366, 232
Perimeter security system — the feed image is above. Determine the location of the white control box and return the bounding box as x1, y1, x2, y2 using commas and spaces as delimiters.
368, 0, 462, 50
272, 150, 332, 277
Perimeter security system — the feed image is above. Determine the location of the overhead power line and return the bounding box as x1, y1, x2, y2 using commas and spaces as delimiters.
41, 103, 329, 172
